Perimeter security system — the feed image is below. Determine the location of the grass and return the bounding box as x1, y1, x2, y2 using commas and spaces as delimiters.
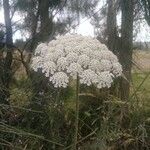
1, 50, 150, 149
132, 50, 150, 114
132, 72, 150, 111
133, 50, 150, 71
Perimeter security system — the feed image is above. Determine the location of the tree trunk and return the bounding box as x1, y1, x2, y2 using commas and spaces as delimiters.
120, 0, 134, 100
106, 0, 134, 101
39, 0, 53, 42
0, 0, 13, 104
25, 0, 54, 76
106, 0, 121, 97
107, 0, 119, 54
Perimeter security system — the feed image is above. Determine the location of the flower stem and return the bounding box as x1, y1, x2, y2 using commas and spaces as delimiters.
74, 75, 79, 150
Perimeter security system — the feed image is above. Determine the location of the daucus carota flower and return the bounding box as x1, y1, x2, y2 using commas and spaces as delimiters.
57, 57, 68, 71
66, 52, 78, 63
67, 62, 83, 79
31, 56, 44, 72
41, 61, 56, 77
89, 59, 101, 73
111, 62, 122, 77
100, 59, 112, 71
31, 34, 122, 88
49, 72, 69, 88
77, 54, 90, 68
97, 71, 114, 88
34, 43, 48, 56
80, 69, 98, 86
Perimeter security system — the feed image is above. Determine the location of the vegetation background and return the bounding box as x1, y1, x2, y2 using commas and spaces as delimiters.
0, 0, 150, 149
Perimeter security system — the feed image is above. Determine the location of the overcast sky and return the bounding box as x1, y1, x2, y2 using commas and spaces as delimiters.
0, 5, 150, 42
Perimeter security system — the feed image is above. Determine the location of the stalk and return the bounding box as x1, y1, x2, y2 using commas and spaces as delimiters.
73, 75, 80, 150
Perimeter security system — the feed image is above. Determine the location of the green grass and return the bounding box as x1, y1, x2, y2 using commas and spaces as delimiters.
132, 72, 150, 107
131, 72, 150, 127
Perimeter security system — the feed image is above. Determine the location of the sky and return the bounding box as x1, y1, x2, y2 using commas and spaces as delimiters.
0, 7, 95, 41
0, 5, 150, 42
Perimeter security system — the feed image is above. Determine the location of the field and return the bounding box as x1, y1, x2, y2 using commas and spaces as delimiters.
132, 50, 150, 111
1, 50, 150, 149
133, 50, 150, 71
12, 49, 150, 121
132, 50, 150, 105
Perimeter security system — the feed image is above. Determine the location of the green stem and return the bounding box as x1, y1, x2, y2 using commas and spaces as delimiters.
74, 75, 79, 150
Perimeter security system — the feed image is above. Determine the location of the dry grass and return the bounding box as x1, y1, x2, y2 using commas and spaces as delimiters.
133, 50, 150, 71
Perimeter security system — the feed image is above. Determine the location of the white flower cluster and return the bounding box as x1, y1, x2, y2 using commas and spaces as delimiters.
31, 34, 122, 88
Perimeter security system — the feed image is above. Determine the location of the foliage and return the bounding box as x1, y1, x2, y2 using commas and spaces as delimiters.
0, 0, 150, 149
140, 0, 150, 26
0, 71, 150, 149
12, 0, 99, 46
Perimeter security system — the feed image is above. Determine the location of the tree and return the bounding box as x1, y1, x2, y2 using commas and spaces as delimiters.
119, 0, 134, 100
11, 0, 99, 77
14, 0, 99, 48
0, 0, 13, 104
106, 0, 120, 54
93, 0, 134, 100
107, 0, 134, 100
140, 0, 150, 26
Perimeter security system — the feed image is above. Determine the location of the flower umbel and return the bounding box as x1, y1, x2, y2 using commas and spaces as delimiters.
31, 34, 122, 88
